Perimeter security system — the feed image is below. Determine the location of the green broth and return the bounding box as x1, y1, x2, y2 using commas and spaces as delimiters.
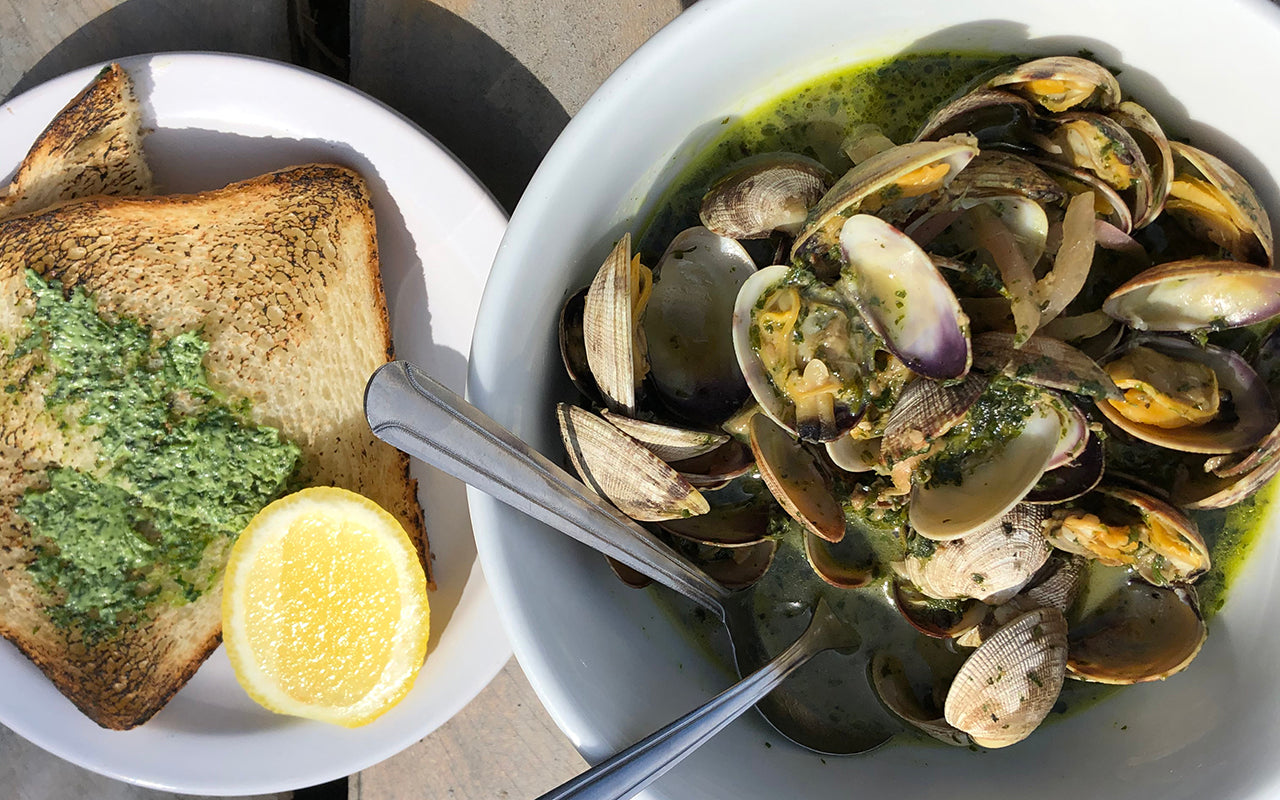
637, 50, 1277, 748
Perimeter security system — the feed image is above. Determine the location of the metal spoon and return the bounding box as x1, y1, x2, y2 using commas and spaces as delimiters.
535, 597, 857, 800
364, 360, 892, 754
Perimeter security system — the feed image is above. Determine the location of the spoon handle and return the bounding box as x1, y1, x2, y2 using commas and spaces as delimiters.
364, 360, 732, 615
534, 601, 847, 800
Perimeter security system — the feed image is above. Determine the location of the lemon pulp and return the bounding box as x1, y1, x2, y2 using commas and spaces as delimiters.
224, 487, 429, 727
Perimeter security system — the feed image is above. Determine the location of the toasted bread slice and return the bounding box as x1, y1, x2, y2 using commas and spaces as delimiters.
0, 164, 429, 730
0, 64, 153, 220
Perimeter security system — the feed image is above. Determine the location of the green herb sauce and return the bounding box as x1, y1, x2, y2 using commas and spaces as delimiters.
922, 377, 1038, 486
10, 271, 300, 640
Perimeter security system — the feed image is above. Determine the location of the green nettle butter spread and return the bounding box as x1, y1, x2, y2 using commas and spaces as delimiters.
9, 270, 300, 640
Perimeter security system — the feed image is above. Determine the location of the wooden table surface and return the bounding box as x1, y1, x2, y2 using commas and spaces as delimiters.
0, 1, 689, 798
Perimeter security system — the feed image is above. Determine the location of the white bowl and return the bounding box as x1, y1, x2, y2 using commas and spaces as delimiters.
468, 1, 1280, 798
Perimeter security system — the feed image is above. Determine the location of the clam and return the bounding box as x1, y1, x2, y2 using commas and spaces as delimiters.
700, 153, 834, 239
696, 539, 779, 590
1102, 259, 1280, 332
943, 606, 1069, 748
645, 227, 756, 426
1041, 113, 1154, 228
583, 233, 651, 415
836, 214, 971, 379
943, 150, 1066, 206
901, 503, 1051, 604
971, 332, 1121, 401
1026, 433, 1105, 504
600, 410, 728, 462
870, 652, 972, 746
732, 265, 873, 441
825, 435, 882, 472
671, 438, 755, 490
1109, 101, 1174, 228
748, 412, 845, 542
891, 581, 989, 640
1045, 485, 1210, 586
985, 56, 1121, 112
1172, 421, 1280, 509
805, 531, 874, 589
557, 403, 709, 521
559, 287, 602, 405
880, 373, 989, 463
1028, 155, 1134, 233
1068, 577, 1206, 684
1098, 336, 1277, 454
791, 137, 979, 274
913, 87, 1037, 146
954, 553, 1087, 648
1164, 141, 1273, 266
909, 399, 1066, 541
659, 494, 770, 548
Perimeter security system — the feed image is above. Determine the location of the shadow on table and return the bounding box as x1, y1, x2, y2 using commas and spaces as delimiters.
5, 0, 291, 101
349, 1, 570, 213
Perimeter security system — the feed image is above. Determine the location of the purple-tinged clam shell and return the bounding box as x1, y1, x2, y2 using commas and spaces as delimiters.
837, 214, 970, 380
1102, 259, 1280, 332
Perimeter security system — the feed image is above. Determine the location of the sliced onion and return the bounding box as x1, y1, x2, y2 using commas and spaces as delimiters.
970, 203, 1040, 345
1037, 192, 1097, 325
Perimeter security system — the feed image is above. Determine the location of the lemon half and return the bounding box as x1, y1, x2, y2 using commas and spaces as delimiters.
223, 487, 430, 727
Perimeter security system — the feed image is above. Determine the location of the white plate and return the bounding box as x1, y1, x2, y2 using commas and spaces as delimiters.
0, 52, 511, 795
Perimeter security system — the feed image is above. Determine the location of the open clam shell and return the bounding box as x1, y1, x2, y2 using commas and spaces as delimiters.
902, 504, 1051, 604
600, 410, 728, 462
954, 553, 1087, 648
985, 56, 1121, 112
837, 214, 971, 379
1026, 432, 1105, 504
1165, 141, 1273, 267
1046, 485, 1210, 586
731, 264, 870, 441
1042, 112, 1153, 230
891, 581, 989, 640
645, 226, 755, 427
914, 88, 1037, 147
748, 413, 846, 542
972, 331, 1121, 401
1102, 259, 1280, 332
559, 287, 603, 405
1097, 336, 1278, 454
672, 438, 755, 490
943, 150, 1065, 205
699, 153, 833, 239
693, 539, 779, 590
943, 606, 1069, 749
791, 137, 978, 272
658, 492, 771, 548
870, 652, 972, 747
1172, 420, 1280, 509
1068, 579, 1206, 684
881, 374, 989, 463
825, 435, 882, 472
557, 403, 709, 521
805, 531, 874, 589
1110, 100, 1174, 229
583, 233, 651, 415
909, 401, 1065, 541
